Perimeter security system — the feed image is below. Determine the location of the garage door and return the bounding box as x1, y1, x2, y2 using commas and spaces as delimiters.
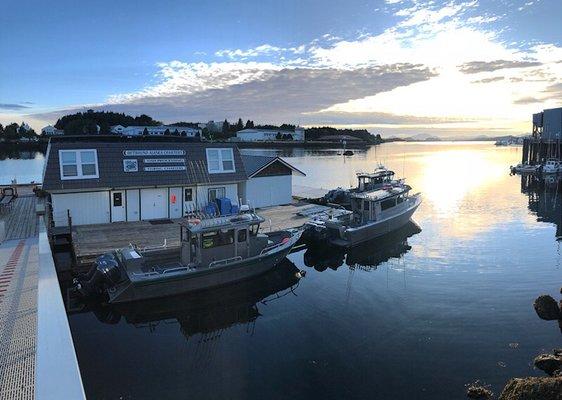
245, 175, 292, 208
141, 188, 168, 220
52, 192, 110, 227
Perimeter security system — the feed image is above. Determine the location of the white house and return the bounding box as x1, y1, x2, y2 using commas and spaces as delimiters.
236, 126, 305, 142
109, 125, 201, 137
41, 125, 64, 136
42, 137, 304, 227
240, 155, 305, 208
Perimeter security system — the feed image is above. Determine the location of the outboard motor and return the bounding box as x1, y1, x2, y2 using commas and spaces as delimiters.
74, 253, 122, 297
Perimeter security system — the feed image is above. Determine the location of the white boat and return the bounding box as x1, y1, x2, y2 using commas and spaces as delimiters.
542, 159, 562, 174
510, 163, 539, 174
323, 182, 421, 247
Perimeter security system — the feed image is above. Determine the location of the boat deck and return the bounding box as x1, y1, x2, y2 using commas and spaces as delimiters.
0, 196, 39, 241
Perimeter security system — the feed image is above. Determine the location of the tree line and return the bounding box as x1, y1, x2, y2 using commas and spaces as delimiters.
54, 110, 162, 135
0, 123, 37, 140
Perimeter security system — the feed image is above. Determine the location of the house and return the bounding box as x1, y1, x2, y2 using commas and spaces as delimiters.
236, 126, 305, 142
42, 137, 247, 227
240, 154, 305, 208
109, 125, 201, 137
41, 125, 64, 136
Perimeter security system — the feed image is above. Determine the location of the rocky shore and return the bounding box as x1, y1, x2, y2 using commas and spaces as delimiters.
467, 289, 562, 400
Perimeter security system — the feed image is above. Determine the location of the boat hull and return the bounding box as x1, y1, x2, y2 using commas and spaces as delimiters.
331, 196, 421, 247
108, 232, 301, 303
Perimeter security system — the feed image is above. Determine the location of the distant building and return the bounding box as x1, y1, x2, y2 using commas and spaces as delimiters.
236, 126, 305, 142
20, 122, 32, 132
206, 121, 223, 133
41, 125, 64, 136
110, 125, 201, 137
533, 107, 562, 140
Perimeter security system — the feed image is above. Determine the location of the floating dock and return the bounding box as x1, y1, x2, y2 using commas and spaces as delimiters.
71, 200, 336, 269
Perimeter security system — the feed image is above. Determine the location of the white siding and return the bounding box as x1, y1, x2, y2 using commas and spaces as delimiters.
52, 192, 110, 227
245, 175, 292, 208
169, 187, 183, 219
126, 190, 140, 221
196, 184, 238, 208
140, 188, 168, 220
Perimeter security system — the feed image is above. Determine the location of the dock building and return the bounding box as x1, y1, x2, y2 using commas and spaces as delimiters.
522, 107, 562, 164
236, 126, 305, 141
41, 137, 304, 227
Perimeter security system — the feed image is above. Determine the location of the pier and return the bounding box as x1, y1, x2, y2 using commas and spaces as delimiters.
0, 188, 85, 399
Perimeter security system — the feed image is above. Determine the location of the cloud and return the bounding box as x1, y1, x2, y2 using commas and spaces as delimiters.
458, 60, 543, 74
513, 96, 542, 105
0, 103, 31, 110
215, 44, 306, 59
472, 76, 504, 83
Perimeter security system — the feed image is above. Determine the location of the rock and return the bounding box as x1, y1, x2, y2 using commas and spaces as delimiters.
534, 354, 562, 376
554, 349, 562, 357
499, 376, 562, 400
533, 295, 561, 320
467, 383, 493, 399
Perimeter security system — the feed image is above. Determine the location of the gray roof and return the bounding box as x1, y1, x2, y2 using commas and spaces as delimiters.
241, 154, 305, 177
43, 139, 247, 192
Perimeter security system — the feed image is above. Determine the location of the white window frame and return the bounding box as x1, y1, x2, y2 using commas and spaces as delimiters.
208, 187, 226, 202
206, 148, 236, 174
59, 149, 99, 180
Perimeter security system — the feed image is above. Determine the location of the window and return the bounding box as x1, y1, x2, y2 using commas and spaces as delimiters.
184, 188, 193, 202
208, 187, 226, 202
113, 192, 122, 207
363, 201, 370, 211
206, 148, 235, 173
381, 198, 396, 211
201, 229, 234, 249
237, 229, 247, 242
59, 149, 99, 180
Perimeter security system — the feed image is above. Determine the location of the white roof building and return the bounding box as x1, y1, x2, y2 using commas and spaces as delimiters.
236, 126, 305, 142
110, 125, 201, 137
41, 125, 64, 136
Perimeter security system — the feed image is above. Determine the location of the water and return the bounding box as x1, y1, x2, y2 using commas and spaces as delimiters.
24, 142, 562, 399
0, 149, 45, 185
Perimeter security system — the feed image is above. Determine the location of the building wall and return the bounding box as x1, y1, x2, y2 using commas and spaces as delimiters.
543, 108, 562, 140
245, 175, 292, 208
51, 183, 240, 226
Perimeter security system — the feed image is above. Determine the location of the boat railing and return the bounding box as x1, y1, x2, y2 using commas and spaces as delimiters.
260, 239, 291, 255
209, 256, 242, 268
132, 239, 168, 253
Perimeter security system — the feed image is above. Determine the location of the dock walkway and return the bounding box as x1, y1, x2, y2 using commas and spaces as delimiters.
0, 196, 39, 241
0, 238, 38, 400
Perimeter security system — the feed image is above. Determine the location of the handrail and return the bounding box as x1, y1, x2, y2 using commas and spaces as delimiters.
209, 256, 242, 268
260, 239, 290, 255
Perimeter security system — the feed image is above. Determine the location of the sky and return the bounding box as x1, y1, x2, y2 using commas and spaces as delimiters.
1, 0, 561, 137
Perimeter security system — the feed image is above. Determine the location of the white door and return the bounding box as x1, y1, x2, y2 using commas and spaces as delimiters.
126, 190, 140, 221
111, 191, 126, 222
169, 187, 182, 219
183, 187, 196, 215
140, 188, 168, 220
52, 192, 110, 226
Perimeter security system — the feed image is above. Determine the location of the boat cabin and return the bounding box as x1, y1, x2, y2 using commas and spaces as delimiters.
179, 213, 269, 268
356, 169, 395, 192
350, 185, 411, 224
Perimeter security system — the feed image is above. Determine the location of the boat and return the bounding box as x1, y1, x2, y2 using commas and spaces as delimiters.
75, 213, 303, 303
541, 158, 562, 174
343, 150, 354, 156
322, 164, 396, 207
510, 163, 539, 174
322, 182, 421, 247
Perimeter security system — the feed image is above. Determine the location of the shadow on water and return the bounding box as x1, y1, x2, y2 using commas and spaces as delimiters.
520, 174, 562, 239
68, 258, 304, 341
303, 221, 422, 272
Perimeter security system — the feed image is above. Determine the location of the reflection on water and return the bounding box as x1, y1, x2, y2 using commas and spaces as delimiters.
64, 142, 562, 400
521, 174, 562, 239
0, 149, 45, 184
81, 259, 302, 341
304, 222, 421, 272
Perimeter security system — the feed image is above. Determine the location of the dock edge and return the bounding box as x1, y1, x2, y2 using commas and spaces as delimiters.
36, 219, 86, 400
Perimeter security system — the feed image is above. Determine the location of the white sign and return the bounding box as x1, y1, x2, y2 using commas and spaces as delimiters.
144, 166, 187, 172
123, 159, 138, 172
143, 158, 186, 164
123, 150, 186, 156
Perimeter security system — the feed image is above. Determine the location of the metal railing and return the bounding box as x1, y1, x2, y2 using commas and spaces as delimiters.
208, 256, 242, 268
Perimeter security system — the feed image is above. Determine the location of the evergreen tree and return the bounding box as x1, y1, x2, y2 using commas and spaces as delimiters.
164, 129, 171, 135
142, 127, 149, 136
0, 124, 4, 138
4, 123, 19, 139
222, 119, 229, 134
236, 118, 244, 131
245, 120, 254, 129
276, 132, 283, 140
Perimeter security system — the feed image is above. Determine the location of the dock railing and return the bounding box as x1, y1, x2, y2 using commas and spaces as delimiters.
36, 219, 86, 400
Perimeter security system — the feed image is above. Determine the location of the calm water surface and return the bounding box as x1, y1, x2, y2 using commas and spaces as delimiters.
0, 150, 45, 185
58, 142, 561, 399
